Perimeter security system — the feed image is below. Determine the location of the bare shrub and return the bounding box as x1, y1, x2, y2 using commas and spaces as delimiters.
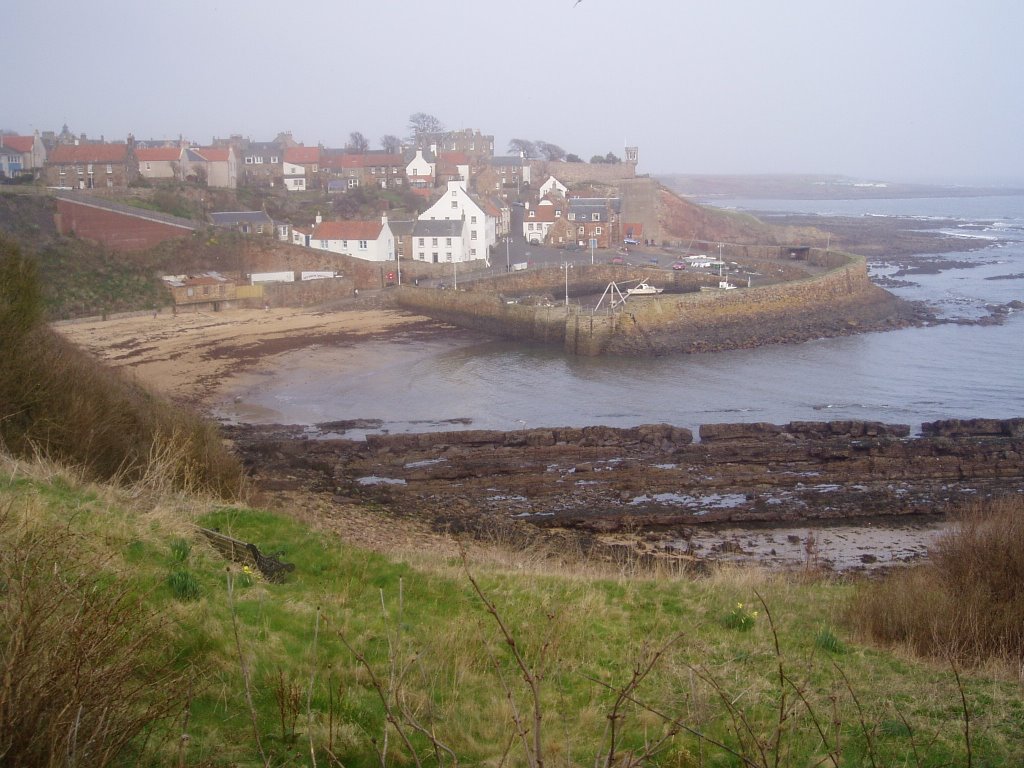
849, 495, 1024, 665
0, 509, 189, 767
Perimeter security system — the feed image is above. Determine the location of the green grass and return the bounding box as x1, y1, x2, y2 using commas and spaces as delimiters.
3, 458, 1023, 767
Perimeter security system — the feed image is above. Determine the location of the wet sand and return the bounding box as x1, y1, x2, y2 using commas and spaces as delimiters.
53, 306, 440, 405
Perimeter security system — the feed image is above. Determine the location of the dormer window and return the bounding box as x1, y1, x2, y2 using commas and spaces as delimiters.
592, 213, 600, 221
529, 211, 535, 218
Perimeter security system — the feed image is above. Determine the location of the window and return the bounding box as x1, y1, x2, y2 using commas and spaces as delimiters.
529, 210, 535, 218
270, 156, 279, 164
568, 213, 575, 221
595, 227, 602, 235
471, 231, 477, 240
578, 226, 585, 235
342, 240, 348, 248
77, 165, 83, 175
320, 239, 329, 248
470, 248, 477, 256
451, 200, 458, 209
348, 178, 358, 188
245, 157, 254, 164
445, 252, 452, 260
255, 156, 264, 164
418, 238, 425, 246
87, 164, 93, 173
58, 165, 65, 176
257, 224, 264, 234
145, 162, 151, 170
592, 213, 600, 221
470, 215, 477, 224
446, 237, 452, 246
451, 190, 457, 196
432, 238, 438, 246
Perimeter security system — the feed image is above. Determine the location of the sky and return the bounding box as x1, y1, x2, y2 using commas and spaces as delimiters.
6, 0, 1024, 185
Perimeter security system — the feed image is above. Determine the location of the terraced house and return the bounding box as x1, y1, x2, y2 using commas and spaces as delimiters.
43, 142, 135, 189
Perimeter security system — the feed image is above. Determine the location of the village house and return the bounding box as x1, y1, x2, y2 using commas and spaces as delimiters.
184, 147, 237, 188
486, 153, 531, 192
210, 210, 273, 235
419, 180, 496, 261
410, 219, 468, 263
405, 146, 437, 197
43, 142, 136, 189
305, 213, 395, 262
414, 128, 494, 167
388, 219, 416, 263
0, 133, 46, 178
522, 199, 562, 244
236, 140, 283, 187
135, 146, 184, 181
537, 175, 568, 198
321, 151, 405, 192
437, 151, 470, 186
548, 197, 621, 249
282, 145, 320, 191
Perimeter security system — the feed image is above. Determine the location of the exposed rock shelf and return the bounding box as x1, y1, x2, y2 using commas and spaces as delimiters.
226, 418, 1024, 539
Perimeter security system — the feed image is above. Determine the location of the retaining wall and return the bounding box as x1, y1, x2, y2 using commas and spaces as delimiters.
396, 250, 902, 356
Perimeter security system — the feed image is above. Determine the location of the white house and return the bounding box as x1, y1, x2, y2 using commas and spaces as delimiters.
405, 146, 436, 193
308, 213, 395, 262
136, 146, 184, 181
419, 180, 496, 261
522, 199, 561, 244
411, 219, 468, 263
538, 175, 567, 198
282, 160, 307, 191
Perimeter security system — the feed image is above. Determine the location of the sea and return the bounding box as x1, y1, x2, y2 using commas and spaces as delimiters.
216, 195, 1024, 440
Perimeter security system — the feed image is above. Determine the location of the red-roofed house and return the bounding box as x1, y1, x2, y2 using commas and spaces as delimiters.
283, 145, 320, 191
522, 200, 562, 244
437, 151, 470, 186
0, 134, 46, 178
184, 147, 237, 188
307, 213, 395, 262
136, 146, 185, 181
43, 143, 135, 189
322, 152, 405, 192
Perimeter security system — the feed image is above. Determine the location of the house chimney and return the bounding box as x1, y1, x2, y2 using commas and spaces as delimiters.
315, 211, 322, 224
381, 212, 388, 225
430, 143, 437, 156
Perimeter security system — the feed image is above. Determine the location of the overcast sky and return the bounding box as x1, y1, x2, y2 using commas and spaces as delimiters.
7, 0, 1023, 184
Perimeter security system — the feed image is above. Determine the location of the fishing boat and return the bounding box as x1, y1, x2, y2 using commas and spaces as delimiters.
700, 280, 738, 292
626, 282, 664, 296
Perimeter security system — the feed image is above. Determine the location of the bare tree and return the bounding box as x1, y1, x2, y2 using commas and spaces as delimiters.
408, 112, 445, 142
507, 138, 537, 158
380, 134, 401, 154
346, 132, 369, 153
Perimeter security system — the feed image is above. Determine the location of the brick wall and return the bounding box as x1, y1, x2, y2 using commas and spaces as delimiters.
54, 198, 195, 251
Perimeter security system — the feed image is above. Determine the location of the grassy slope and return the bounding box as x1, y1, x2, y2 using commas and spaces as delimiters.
3, 457, 1021, 767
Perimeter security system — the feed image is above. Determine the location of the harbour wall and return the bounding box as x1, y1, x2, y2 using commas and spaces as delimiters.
394, 250, 908, 356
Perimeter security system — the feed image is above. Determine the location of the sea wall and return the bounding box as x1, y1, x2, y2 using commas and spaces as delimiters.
395, 250, 910, 356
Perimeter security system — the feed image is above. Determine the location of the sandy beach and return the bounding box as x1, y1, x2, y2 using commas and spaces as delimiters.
53, 305, 436, 406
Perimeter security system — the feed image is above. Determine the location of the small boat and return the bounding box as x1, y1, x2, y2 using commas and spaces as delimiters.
626, 281, 664, 296
700, 280, 738, 292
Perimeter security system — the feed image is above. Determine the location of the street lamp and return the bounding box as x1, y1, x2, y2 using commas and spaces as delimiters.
453, 258, 458, 290
506, 236, 510, 273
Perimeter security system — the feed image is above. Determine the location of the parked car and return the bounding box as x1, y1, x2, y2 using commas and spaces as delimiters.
609, 255, 626, 265
672, 261, 687, 270
623, 238, 640, 245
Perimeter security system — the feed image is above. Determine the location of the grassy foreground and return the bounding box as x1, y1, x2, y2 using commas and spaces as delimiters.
3, 455, 1022, 768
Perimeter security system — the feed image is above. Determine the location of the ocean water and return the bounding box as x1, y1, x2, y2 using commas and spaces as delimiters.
216, 196, 1024, 438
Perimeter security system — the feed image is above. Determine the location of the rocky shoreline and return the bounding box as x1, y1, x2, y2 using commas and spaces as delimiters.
225, 417, 1024, 572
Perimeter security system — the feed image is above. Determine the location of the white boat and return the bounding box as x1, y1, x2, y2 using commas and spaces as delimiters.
626, 282, 664, 296
700, 280, 738, 292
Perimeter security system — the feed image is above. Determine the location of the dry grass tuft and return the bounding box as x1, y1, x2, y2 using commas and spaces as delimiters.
849, 495, 1024, 667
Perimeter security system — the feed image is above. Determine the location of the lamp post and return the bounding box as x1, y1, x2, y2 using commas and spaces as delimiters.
396, 244, 402, 286
590, 236, 595, 265
453, 258, 458, 290
506, 236, 510, 273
